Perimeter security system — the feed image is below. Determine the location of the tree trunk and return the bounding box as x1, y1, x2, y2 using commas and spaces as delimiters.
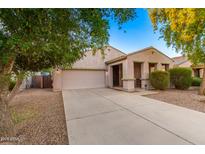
0, 97, 15, 137
0, 58, 17, 139
199, 67, 205, 95
0, 78, 23, 141
6, 78, 23, 103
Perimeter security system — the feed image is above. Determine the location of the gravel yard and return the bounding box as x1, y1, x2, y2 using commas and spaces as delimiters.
9, 89, 68, 145
145, 88, 205, 113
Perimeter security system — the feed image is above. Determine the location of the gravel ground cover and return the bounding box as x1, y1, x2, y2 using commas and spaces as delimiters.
7, 89, 68, 145
145, 89, 205, 113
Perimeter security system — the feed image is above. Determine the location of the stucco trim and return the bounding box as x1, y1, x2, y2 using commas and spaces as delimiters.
161, 62, 170, 65
148, 62, 158, 64
122, 78, 136, 81
141, 78, 149, 80
105, 55, 127, 64
191, 64, 205, 69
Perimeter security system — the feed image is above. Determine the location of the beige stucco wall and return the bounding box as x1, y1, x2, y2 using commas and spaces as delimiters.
72, 46, 125, 69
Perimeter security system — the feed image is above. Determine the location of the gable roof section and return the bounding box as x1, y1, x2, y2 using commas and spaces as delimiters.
172, 56, 188, 66
128, 46, 174, 62
81, 45, 126, 56
176, 60, 189, 66
106, 45, 126, 56
71, 45, 126, 69
105, 46, 174, 64
172, 56, 205, 68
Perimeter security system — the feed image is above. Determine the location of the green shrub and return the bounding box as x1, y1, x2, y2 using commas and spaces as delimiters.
192, 77, 202, 86
9, 80, 16, 91
169, 67, 192, 90
149, 70, 170, 90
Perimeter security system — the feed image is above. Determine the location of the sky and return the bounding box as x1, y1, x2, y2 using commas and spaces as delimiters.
108, 8, 181, 58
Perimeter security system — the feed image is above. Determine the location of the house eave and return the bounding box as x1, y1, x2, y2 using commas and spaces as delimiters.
105, 55, 127, 65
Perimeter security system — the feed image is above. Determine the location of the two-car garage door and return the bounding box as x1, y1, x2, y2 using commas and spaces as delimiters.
62, 70, 106, 90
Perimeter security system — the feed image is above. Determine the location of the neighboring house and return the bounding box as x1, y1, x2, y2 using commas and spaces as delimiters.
53, 46, 174, 92
172, 56, 204, 78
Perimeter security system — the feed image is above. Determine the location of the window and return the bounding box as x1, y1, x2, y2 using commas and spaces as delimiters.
194, 69, 200, 77
149, 63, 157, 74
161, 64, 169, 71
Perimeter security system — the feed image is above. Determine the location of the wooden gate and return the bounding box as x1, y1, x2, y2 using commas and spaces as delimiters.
32, 76, 42, 88
43, 75, 52, 88
31, 75, 52, 88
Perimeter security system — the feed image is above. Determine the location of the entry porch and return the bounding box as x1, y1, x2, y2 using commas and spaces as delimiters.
107, 61, 169, 92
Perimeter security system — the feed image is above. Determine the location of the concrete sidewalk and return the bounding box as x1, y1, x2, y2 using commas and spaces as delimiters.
62, 88, 205, 145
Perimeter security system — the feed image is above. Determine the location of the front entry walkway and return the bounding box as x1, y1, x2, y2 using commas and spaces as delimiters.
62, 88, 205, 144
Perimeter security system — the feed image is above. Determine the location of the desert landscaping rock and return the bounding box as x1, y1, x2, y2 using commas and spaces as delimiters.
9, 89, 68, 145
145, 89, 205, 113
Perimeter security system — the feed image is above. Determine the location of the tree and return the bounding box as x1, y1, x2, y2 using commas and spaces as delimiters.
0, 8, 136, 137
149, 8, 205, 95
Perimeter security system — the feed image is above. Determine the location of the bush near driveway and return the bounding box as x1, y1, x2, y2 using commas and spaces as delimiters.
192, 77, 202, 86
169, 67, 192, 90
150, 70, 170, 90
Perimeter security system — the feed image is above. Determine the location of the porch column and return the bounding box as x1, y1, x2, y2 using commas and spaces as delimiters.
119, 64, 123, 87
122, 59, 135, 92
141, 62, 149, 89
52, 68, 62, 92
157, 63, 161, 70
200, 68, 204, 78
107, 65, 113, 88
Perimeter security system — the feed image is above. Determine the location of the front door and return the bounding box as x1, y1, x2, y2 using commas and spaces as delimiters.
113, 65, 120, 87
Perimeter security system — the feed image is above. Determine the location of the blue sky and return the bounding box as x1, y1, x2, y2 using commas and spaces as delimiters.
108, 8, 181, 58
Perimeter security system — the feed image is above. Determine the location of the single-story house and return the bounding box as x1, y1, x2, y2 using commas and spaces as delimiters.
172, 56, 204, 78
53, 46, 174, 92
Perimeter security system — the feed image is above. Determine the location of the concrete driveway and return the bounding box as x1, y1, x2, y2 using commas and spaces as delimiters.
62, 88, 205, 145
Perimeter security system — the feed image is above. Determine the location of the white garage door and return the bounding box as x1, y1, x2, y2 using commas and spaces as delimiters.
62, 70, 106, 90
